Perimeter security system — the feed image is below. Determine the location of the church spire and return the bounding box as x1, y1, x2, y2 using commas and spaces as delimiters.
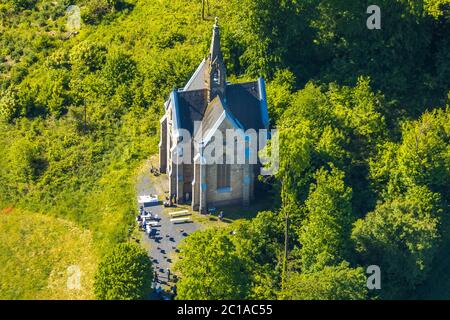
205, 17, 227, 102
210, 17, 222, 61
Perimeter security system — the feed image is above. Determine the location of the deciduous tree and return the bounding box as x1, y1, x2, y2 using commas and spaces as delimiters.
94, 243, 153, 300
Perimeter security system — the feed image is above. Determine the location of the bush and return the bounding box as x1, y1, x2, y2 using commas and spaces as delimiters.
69, 41, 107, 73
10, 0, 37, 10
82, 0, 122, 24
94, 242, 153, 300
102, 52, 136, 95
0, 86, 21, 122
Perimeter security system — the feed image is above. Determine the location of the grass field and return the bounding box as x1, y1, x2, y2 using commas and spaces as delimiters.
0, 209, 98, 300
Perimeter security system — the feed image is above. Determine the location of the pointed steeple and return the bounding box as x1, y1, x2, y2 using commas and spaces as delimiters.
210, 17, 222, 62
205, 17, 227, 102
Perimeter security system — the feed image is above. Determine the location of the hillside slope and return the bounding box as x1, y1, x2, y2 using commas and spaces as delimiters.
0, 0, 223, 299
0, 209, 98, 299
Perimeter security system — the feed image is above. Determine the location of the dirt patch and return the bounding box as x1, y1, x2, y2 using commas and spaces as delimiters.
1, 207, 14, 215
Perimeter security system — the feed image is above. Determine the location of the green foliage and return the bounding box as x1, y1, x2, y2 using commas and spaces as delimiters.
227, 0, 314, 81
423, 0, 450, 17
352, 186, 442, 298
0, 1, 186, 261
94, 242, 153, 300
368, 110, 450, 302
82, 0, 122, 24
69, 41, 107, 73
299, 166, 354, 273
266, 69, 296, 124
277, 78, 385, 213
226, 0, 450, 115
0, 86, 22, 122
6, 135, 46, 188
102, 52, 136, 95
395, 109, 449, 197
370, 108, 449, 200
46, 48, 71, 70
37, 69, 71, 116
8, 0, 37, 10
232, 211, 285, 299
281, 262, 368, 300
174, 211, 286, 300
175, 229, 250, 300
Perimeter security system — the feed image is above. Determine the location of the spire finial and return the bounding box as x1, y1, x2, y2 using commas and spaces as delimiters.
214, 16, 219, 27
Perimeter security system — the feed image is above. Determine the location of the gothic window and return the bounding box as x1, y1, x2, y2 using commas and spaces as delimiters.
217, 164, 231, 190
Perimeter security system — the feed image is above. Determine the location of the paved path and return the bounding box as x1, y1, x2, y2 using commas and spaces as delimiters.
136, 161, 200, 298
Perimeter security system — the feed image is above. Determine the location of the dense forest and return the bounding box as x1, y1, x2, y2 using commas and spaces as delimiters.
0, 0, 449, 299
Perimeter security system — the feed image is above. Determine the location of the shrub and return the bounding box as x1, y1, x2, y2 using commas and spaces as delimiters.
94, 242, 153, 300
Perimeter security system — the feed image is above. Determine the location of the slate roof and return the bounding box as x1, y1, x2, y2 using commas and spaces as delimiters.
195, 95, 227, 142
225, 82, 264, 132
175, 81, 264, 136
177, 89, 209, 135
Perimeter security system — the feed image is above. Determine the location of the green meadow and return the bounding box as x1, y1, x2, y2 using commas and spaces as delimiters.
0, 209, 97, 299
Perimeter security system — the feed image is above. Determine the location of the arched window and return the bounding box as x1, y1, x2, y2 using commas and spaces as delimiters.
217, 164, 231, 190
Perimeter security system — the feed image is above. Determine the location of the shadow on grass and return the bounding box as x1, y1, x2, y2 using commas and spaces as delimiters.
207, 196, 275, 223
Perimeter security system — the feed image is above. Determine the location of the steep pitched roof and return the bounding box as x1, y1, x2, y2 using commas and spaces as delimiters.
166, 18, 269, 143
174, 80, 266, 135
194, 95, 246, 145
177, 89, 209, 135
226, 81, 264, 131
201, 96, 227, 135
183, 59, 207, 91
194, 95, 227, 142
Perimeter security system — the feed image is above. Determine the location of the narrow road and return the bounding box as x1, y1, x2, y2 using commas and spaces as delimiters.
135, 161, 200, 298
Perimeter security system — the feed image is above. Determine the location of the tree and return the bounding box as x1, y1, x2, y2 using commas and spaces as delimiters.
395, 109, 449, 197
232, 211, 285, 299
0, 87, 21, 122
6, 137, 46, 189
276, 79, 385, 210
370, 108, 449, 200
227, 0, 449, 111
299, 165, 354, 273
266, 69, 296, 123
69, 41, 107, 73
280, 262, 368, 300
201, 0, 210, 20
174, 229, 249, 300
422, 0, 450, 17
47, 71, 71, 116
102, 52, 137, 95
352, 186, 442, 298
228, 0, 314, 80
328, 77, 386, 147
82, 0, 121, 24
94, 243, 153, 300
